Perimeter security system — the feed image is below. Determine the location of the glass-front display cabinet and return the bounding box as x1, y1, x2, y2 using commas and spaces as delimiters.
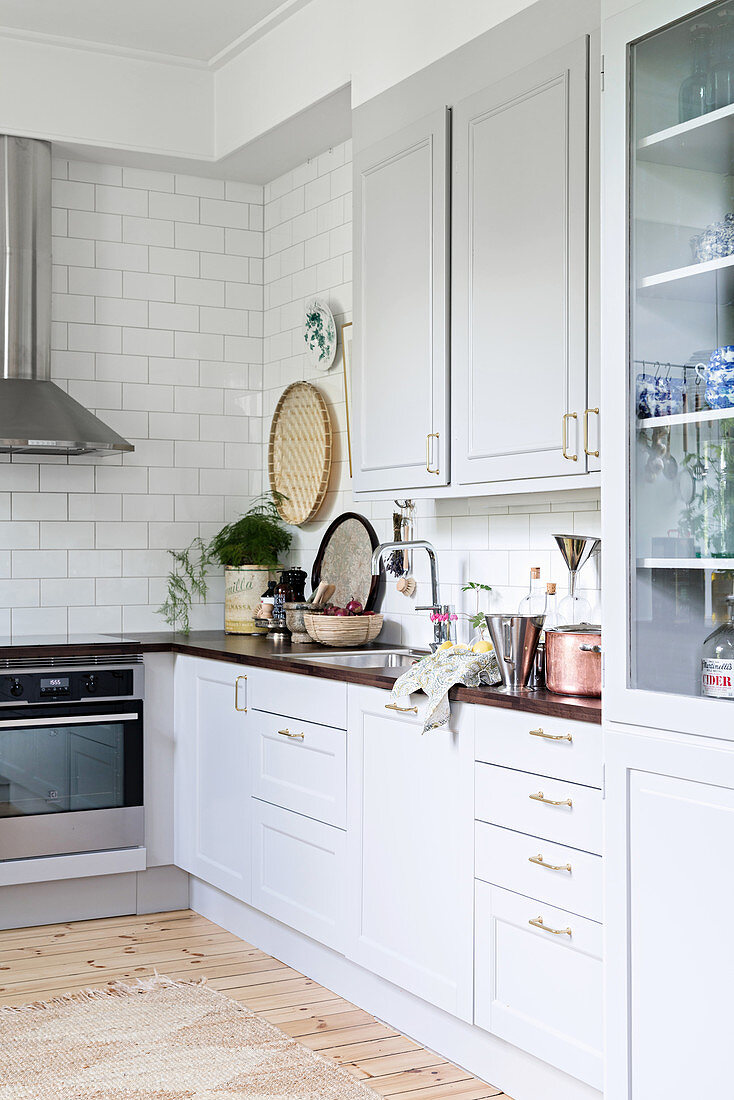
604, 0, 734, 733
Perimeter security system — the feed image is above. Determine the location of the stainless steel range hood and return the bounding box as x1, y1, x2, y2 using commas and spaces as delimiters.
0, 136, 133, 455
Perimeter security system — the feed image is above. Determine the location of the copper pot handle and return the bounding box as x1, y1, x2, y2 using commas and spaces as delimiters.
579, 644, 602, 653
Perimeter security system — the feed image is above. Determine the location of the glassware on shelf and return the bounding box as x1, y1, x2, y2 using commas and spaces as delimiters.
518, 566, 546, 616
554, 534, 600, 624
708, 8, 734, 111
678, 421, 734, 558
701, 594, 734, 698
679, 23, 712, 122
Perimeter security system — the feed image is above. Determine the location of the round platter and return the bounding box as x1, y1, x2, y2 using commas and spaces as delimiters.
268, 381, 332, 526
304, 298, 337, 371
310, 511, 383, 611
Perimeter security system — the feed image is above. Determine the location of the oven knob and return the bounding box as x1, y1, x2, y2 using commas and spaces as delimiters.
9, 678, 23, 697
84, 675, 98, 693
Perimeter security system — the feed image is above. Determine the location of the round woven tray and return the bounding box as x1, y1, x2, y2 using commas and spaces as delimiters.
268, 381, 332, 526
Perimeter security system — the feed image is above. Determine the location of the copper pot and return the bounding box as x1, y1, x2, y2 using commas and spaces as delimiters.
545, 624, 601, 697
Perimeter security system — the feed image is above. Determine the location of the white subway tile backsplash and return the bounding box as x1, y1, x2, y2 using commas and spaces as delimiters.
96, 185, 148, 217
123, 382, 174, 412
123, 327, 173, 358
123, 215, 174, 248
148, 357, 199, 387
68, 550, 121, 578
11, 550, 67, 579
68, 266, 123, 298
68, 493, 122, 521
175, 174, 224, 199
95, 353, 148, 384
200, 252, 249, 282
13, 607, 67, 635
201, 197, 249, 229
69, 162, 122, 186
225, 181, 263, 204
124, 271, 174, 301
97, 241, 149, 272
174, 331, 223, 361
123, 167, 175, 192
149, 301, 199, 332
175, 222, 224, 253
95, 297, 148, 328
225, 228, 262, 257
150, 246, 199, 277
175, 276, 224, 307
69, 210, 121, 242
41, 577, 95, 607
149, 191, 199, 223
40, 522, 95, 550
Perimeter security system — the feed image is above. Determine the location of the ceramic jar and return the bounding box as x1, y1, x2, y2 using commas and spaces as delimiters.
225, 565, 271, 634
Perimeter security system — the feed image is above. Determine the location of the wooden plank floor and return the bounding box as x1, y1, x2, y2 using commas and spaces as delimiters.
0, 909, 507, 1100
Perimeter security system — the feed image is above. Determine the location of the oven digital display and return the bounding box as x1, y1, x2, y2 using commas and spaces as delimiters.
40, 676, 70, 694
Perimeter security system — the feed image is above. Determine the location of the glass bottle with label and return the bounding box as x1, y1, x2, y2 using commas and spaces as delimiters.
701, 595, 734, 699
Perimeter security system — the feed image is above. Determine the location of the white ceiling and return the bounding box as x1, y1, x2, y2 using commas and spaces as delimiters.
0, 0, 293, 62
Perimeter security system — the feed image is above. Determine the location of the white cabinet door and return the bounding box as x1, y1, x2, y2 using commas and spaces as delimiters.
353, 109, 450, 492
174, 656, 250, 902
251, 799, 345, 953
606, 728, 734, 1099
475, 882, 603, 1090
452, 38, 589, 486
346, 686, 473, 1020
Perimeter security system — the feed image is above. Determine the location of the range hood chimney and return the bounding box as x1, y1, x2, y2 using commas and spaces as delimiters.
0, 136, 133, 456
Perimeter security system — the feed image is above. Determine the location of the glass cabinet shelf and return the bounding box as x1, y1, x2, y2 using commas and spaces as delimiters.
638, 253, 734, 301
637, 407, 734, 428
637, 101, 734, 173
638, 557, 734, 569
630, 0, 734, 700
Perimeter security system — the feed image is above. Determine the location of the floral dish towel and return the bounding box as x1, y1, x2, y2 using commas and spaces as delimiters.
390, 646, 502, 733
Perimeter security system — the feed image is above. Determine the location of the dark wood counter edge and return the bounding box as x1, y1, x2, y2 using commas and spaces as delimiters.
0, 633, 601, 724
139, 635, 602, 725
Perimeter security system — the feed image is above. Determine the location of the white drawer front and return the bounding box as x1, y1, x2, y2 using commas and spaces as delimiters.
475, 706, 602, 788
251, 799, 345, 952
475, 762, 602, 855
251, 712, 346, 828
475, 821, 602, 922
475, 881, 602, 1090
250, 667, 347, 729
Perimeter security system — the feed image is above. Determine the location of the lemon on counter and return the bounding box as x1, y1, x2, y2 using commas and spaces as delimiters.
472, 640, 493, 654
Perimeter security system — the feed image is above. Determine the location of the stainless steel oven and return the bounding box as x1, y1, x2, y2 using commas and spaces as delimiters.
0, 656, 144, 861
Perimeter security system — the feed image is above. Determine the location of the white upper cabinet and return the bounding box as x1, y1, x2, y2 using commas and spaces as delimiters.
452, 39, 590, 486
353, 109, 450, 492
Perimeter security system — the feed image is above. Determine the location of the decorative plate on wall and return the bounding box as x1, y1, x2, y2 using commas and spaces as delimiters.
268, 381, 332, 526
304, 298, 337, 371
311, 511, 383, 612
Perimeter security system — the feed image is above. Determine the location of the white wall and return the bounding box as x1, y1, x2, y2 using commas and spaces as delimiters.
261, 141, 601, 649
0, 159, 263, 639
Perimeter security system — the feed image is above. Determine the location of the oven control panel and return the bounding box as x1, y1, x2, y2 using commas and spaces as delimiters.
0, 667, 135, 705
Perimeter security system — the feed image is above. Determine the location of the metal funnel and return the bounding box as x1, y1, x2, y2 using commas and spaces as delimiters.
553, 534, 601, 575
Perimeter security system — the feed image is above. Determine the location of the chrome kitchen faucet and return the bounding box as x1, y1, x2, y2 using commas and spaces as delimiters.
371, 539, 455, 650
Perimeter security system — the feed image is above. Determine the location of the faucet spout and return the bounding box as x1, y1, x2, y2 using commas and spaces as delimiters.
371, 539, 452, 650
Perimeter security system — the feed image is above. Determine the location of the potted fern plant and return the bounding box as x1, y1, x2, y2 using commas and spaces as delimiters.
158, 494, 292, 635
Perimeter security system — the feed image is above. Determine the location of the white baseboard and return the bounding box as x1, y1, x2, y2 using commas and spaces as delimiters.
189, 877, 601, 1100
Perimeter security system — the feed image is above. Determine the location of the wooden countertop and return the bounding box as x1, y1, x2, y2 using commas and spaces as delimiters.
0, 633, 598, 726
0, 630, 599, 724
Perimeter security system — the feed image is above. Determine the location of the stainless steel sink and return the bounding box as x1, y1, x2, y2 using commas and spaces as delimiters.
282, 649, 427, 669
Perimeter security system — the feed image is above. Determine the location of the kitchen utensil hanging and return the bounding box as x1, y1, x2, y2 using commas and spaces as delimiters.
268, 381, 332, 526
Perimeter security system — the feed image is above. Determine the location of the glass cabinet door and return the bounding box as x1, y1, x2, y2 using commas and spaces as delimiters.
630, 0, 734, 699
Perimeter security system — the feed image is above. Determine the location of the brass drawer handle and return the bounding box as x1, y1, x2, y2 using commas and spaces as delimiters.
583, 407, 599, 457
529, 853, 572, 873
562, 411, 578, 461
234, 675, 247, 712
426, 432, 440, 475
385, 702, 418, 714
530, 790, 573, 807
529, 727, 572, 743
278, 728, 304, 740
529, 916, 572, 936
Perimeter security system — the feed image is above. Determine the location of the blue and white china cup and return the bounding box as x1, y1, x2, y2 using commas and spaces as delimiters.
695, 346, 734, 409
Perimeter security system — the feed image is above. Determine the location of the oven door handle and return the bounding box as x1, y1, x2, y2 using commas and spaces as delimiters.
0, 713, 139, 729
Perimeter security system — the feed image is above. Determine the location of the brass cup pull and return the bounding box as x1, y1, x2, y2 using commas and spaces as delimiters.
426, 432, 440, 475
385, 702, 418, 714
561, 412, 578, 461
529, 727, 572, 743
529, 853, 572, 873
234, 675, 247, 712
278, 728, 305, 740
529, 916, 572, 936
583, 407, 600, 458
530, 790, 573, 807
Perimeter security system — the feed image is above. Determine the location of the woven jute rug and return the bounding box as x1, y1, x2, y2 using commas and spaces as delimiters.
0, 975, 379, 1099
